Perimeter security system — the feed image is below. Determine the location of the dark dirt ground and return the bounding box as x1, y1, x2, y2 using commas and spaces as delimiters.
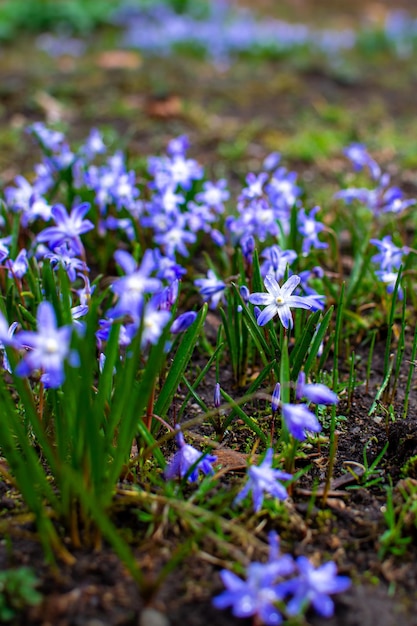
2, 1, 417, 624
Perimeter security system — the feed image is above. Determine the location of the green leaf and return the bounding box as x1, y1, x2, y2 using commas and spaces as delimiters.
289, 310, 321, 380
154, 304, 208, 418
303, 306, 334, 376
219, 389, 267, 444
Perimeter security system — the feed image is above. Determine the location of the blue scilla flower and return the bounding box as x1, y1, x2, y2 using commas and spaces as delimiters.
154, 213, 196, 258
170, 311, 197, 334
370, 235, 407, 272
282, 403, 321, 441
109, 249, 161, 319
296, 372, 338, 405
0, 237, 10, 262
298, 206, 328, 255
271, 382, 281, 413
214, 532, 350, 623
14, 301, 78, 388
0, 312, 18, 373
195, 179, 229, 213
234, 448, 292, 513
28, 122, 66, 152
343, 143, 381, 180
4, 175, 52, 226
194, 269, 226, 309
5, 249, 28, 280
37, 202, 94, 255
213, 532, 295, 626
249, 274, 314, 329
164, 427, 217, 483
281, 556, 351, 618
260, 245, 297, 282
43, 243, 88, 283
335, 170, 415, 217
375, 269, 404, 299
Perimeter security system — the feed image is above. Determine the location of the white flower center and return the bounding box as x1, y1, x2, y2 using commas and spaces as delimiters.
304, 220, 315, 235
126, 275, 144, 293
276, 296, 284, 305
45, 338, 59, 354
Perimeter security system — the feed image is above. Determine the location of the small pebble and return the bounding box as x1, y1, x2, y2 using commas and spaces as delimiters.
139, 608, 170, 626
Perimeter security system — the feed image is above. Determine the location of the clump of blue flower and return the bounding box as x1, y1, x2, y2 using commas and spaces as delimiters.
213, 532, 350, 625
335, 142, 416, 299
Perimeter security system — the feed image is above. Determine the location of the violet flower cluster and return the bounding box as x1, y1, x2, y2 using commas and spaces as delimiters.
1, 126, 208, 386
370, 235, 410, 299
335, 143, 415, 216
226, 164, 301, 244
116, 2, 417, 68
335, 143, 416, 297
213, 531, 350, 625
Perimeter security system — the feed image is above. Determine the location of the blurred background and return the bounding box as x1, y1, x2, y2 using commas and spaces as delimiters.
1, 0, 417, 200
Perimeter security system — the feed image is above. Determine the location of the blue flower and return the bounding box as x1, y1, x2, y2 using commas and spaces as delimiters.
234, 449, 292, 513
241, 172, 268, 200
249, 274, 314, 329
375, 269, 404, 299
43, 244, 88, 283
28, 122, 66, 152
271, 382, 281, 413
260, 245, 297, 282
14, 301, 77, 388
296, 372, 338, 405
0, 312, 18, 373
4, 175, 52, 226
109, 249, 161, 319
164, 427, 217, 483
148, 140, 203, 191
141, 300, 171, 348
297, 206, 328, 255
195, 179, 229, 213
37, 202, 94, 255
0, 236, 10, 262
0, 312, 17, 348
263, 152, 281, 171
343, 143, 381, 180
81, 128, 106, 159
282, 556, 351, 618
154, 213, 196, 258
213, 532, 295, 626
84, 150, 139, 213
214, 532, 350, 624
370, 235, 407, 272
167, 135, 189, 156
5, 249, 29, 279
282, 403, 321, 441
213, 382, 221, 408
335, 170, 415, 216
194, 269, 226, 309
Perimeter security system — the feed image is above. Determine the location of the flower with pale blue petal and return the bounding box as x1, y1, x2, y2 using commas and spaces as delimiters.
234, 449, 292, 513
249, 274, 314, 329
